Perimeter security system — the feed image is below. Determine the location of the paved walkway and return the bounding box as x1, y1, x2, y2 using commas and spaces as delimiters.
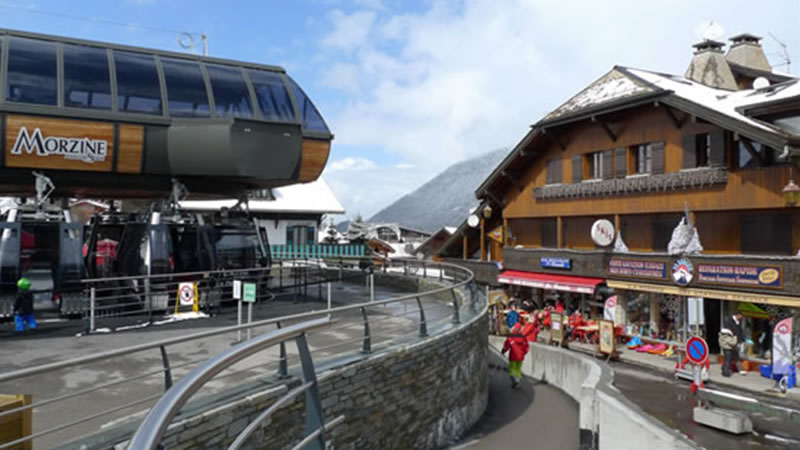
451, 350, 579, 450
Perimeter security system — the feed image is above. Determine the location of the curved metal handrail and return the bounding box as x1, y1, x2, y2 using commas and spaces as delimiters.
127, 317, 332, 450
0, 260, 473, 384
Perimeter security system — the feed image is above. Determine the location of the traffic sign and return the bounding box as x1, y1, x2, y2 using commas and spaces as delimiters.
243, 283, 256, 303
179, 282, 196, 306
686, 336, 709, 365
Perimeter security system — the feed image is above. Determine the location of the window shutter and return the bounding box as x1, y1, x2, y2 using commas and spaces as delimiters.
602, 150, 613, 179
614, 148, 627, 178
572, 155, 582, 183
553, 159, 562, 184
682, 134, 696, 169
710, 130, 726, 167
546, 160, 553, 184
651, 141, 665, 174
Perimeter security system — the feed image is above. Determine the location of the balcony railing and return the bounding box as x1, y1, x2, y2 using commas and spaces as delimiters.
270, 244, 368, 259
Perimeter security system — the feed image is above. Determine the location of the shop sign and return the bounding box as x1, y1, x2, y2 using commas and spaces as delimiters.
671, 258, 694, 287
696, 263, 782, 289
487, 226, 503, 243
772, 318, 793, 376
608, 259, 667, 279
598, 319, 615, 355
590, 219, 615, 247
541, 257, 571, 270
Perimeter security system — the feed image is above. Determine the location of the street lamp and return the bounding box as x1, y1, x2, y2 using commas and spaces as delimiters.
783, 166, 800, 205
482, 204, 493, 219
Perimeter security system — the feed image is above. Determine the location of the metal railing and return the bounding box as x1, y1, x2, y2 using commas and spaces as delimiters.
270, 243, 368, 259
127, 317, 334, 450
0, 259, 480, 450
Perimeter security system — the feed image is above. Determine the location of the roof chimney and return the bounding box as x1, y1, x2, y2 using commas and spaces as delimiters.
685, 39, 738, 90
726, 33, 771, 72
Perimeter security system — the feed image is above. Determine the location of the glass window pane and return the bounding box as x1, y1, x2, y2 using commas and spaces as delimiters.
63, 44, 110, 110
114, 51, 162, 115
206, 64, 252, 118
161, 57, 210, 117
7, 37, 57, 105
287, 77, 329, 132
247, 69, 295, 122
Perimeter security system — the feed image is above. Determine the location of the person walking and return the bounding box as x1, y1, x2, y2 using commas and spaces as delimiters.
502, 323, 530, 389
13, 277, 37, 332
719, 312, 744, 377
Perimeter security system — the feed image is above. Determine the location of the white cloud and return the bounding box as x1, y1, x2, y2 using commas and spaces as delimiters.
327, 157, 377, 172
319, 10, 376, 52
314, 0, 798, 218
395, 163, 414, 169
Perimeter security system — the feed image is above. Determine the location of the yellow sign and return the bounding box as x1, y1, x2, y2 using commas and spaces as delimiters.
487, 226, 503, 243
606, 280, 800, 307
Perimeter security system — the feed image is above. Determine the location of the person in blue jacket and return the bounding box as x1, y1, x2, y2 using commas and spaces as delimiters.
13, 277, 37, 332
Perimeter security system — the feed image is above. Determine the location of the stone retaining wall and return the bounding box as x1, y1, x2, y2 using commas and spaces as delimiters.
67, 273, 487, 450
489, 340, 697, 450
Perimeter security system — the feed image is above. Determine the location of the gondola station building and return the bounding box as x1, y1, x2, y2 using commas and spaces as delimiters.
440, 34, 800, 358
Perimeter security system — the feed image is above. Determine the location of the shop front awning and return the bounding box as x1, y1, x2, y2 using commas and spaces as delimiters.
497, 270, 604, 294
606, 280, 800, 308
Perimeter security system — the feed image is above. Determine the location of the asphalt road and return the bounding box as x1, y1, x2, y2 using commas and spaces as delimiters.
452, 352, 579, 450
613, 364, 800, 449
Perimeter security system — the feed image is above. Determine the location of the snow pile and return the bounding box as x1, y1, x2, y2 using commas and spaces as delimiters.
613, 231, 629, 253
667, 217, 703, 255
157, 311, 209, 324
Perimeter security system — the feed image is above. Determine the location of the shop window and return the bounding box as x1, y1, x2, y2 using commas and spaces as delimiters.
287, 76, 329, 133
63, 44, 111, 110
114, 51, 162, 115
541, 219, 557, 248
160, 57, 210, 117
7, 37, 57, 105
248, 69, 295, 122
740, 213, 792, 255
206, 63, 253, 118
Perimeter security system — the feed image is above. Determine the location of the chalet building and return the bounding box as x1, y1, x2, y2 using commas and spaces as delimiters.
440, 34, 800, 356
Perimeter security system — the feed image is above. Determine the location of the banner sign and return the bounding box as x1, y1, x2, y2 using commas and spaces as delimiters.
696, 263, 782, 289
541, 257, 571, 270
603, 295, 617, 323
772, 318, 793, 376
608, 259, 667, 279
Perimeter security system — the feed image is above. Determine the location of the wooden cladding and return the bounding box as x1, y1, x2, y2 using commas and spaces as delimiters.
117, 125, 144, 174
298, 139, 331, 182
2, 114, 144, 174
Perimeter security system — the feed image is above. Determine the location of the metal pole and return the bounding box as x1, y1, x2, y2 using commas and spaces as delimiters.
276, 321, 289, 379
247, 302, 253, 341
89, 287, 96, 333
361, 307, 371, 354
327, 282, 332, 312
451, 289, 461, 324
237, 300, 242, 342
695, 297, 700, 337
370, 273, 374, 302
201, 33, 208, 56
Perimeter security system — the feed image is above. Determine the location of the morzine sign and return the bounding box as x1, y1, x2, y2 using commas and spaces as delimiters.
5, 115, 114, 171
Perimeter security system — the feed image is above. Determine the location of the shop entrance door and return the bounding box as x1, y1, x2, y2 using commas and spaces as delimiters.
704, 299, 721, 354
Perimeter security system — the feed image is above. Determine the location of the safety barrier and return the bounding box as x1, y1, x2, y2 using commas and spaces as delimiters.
270, 244, 368, 259
0, 259, 477, 449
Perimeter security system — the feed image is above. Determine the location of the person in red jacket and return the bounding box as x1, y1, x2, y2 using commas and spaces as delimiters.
502, 323, 530, 389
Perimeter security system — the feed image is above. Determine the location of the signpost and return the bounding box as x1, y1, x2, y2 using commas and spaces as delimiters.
243, 283, 256, 340
686, 336, 709, 394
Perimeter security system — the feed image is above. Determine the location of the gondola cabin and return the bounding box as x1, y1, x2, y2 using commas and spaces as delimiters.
0, 28, 332, 198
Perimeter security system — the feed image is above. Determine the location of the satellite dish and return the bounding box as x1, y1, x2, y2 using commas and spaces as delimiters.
467, 214, 480, 228
696, 20, 724, 41
753, 77, 770, 89
178, 32, 195, 51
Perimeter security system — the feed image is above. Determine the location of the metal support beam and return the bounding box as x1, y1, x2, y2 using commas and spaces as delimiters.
360, 307, 371, 353
159, 345, 172, 392
416, 297, 427, 337
450, 289, 461, 325
276, 321, 289, 379
296, 334, 326, 450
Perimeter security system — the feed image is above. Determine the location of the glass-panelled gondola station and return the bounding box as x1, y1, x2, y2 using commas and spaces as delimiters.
0, 28, 334, 319
0, 28, 332, 197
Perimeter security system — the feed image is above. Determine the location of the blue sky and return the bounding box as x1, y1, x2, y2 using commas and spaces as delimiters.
1, 0, 798, 220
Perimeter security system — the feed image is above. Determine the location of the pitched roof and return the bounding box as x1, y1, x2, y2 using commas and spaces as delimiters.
180, 178, 345, 215
475, 65, 800, 199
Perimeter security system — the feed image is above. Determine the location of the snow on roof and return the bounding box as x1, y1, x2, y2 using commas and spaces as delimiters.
544, 68, 655, 121
624, 68, 796, 135
180, 178, 345, 215
445, 226, 457, 234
